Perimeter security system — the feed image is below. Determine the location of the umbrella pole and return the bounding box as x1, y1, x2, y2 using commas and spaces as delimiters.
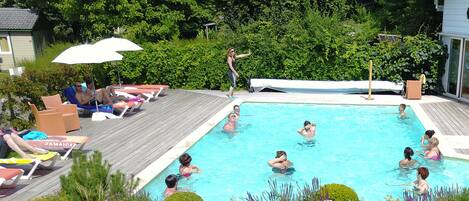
89, 65, 100, 112
117, 64, 122, 88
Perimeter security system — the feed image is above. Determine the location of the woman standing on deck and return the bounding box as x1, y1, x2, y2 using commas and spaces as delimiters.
226, 48, 251, 98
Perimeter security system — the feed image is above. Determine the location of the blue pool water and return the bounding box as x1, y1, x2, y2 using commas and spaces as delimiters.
143, 103, 469, 200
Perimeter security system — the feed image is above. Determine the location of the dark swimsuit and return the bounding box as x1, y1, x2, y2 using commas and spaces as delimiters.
227, 58, 237, 87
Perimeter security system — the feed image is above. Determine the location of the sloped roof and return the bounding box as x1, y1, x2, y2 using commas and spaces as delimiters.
0, 8, 39, 30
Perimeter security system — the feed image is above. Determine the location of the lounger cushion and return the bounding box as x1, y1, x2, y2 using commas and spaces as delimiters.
26, 136, 89, 151
0, 168, 23, 180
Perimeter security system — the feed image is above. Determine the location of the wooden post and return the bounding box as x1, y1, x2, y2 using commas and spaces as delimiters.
367, 60, 374, 100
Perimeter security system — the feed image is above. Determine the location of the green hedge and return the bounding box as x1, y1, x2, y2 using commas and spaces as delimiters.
106, 34, 445, 93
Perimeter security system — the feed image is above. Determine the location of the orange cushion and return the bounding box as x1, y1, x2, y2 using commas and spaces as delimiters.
0, 169, 22, 180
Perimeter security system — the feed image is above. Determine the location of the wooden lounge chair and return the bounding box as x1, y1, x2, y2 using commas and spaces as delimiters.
41, 94, 80, 132
0, 167, 23, 188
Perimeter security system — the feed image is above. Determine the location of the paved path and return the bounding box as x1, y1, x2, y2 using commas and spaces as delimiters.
0, 90, 231, 200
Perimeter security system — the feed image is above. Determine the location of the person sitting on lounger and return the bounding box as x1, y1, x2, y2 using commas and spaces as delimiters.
84, 79, 117, 105
178, 153, 200, 178
0, 128, 48, 159
297, 121, 316, 142
164, 174, 178, 197
223, 113, 237, 133
75, 82, 95, 106
424, 138, 441, 161
268, 151, 293, 174
399, 104, 407, 119
399, 147, 417, 168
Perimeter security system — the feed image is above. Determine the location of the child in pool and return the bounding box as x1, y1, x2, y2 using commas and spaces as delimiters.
399, 104, 407, 119
268, 151, 293, 174
179, 153, 200, 178
164, 174, 178, 197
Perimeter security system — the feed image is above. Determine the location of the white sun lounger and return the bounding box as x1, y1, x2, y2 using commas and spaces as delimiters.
250, 79, 404, 94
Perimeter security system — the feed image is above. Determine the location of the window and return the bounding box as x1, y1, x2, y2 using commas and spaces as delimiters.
0, 36, 11, 53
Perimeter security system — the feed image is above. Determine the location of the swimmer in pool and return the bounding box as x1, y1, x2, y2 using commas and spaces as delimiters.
268, 150, 293, 174
223, 112, 237, 133
399, 104, 407, 119
297, 120, 316, 141
233, 105, 240, 120
178, 153, 200, 178
399, 147, 417, 168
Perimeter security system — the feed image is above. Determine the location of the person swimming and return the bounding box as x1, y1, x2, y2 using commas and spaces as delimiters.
223, 112, 237, 133
399, 104, 407, 119
297, 120, 316, 142
413, 167, 430, 195
233, 105, 240, 120
164, 174, 178, 197
178, 153, 200, 178
268, 151, 293, 174
420, 130, 435, 150
399, 147, 417, 168
424, 137, 441, 161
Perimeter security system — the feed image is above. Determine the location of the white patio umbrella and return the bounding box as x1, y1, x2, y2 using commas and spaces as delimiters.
93, 37, 143, 87
52, 44, 123, 121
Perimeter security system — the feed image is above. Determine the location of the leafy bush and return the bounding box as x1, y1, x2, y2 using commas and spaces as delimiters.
318, 184, 359, 201
23, 66, 86, 97
0, 76, 47, 129
165, 192, 203, 201
245, 178, 330, 201
58, 151, 150, 201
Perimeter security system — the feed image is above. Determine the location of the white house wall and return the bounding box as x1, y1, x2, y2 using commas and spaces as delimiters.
442, 0, 469, 34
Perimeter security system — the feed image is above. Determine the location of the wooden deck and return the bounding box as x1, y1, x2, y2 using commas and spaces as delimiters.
1, 90, 231, 201
420, 101, 469, 136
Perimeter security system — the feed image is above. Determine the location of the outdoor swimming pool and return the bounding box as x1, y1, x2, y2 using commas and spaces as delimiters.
143, 103, 469, 200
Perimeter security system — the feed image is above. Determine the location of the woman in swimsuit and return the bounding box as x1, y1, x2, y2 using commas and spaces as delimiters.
413, 167, 430, 195
399, 147, 417, 168
226, 48, 251, 98
424, 137, 441, 161
0, 128, 48, 159
178, 153, 200, 178
223, 113, 238, 133
420, 130, 435, 150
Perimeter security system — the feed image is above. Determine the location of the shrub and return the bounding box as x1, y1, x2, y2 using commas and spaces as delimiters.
318, 184, 359, 201
22, 65, 86, 97
165, 192, 203, 201
58, 151, 150, 201
245, 178, 330, 201
403, 185, 469, 201
0, 76, 47, 129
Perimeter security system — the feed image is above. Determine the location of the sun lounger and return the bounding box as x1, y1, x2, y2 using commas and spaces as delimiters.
250, 79, 404, 94
26, 136, 89, 160
114, 84, 169, 96
0, 152, 59, 179
0, 167, 23, 188
114, 88, 159, 102
64, 87, 140, 118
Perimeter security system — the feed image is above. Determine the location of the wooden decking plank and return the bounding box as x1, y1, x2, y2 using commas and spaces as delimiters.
2, 90, 231, 201
420, 101, 469, 137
